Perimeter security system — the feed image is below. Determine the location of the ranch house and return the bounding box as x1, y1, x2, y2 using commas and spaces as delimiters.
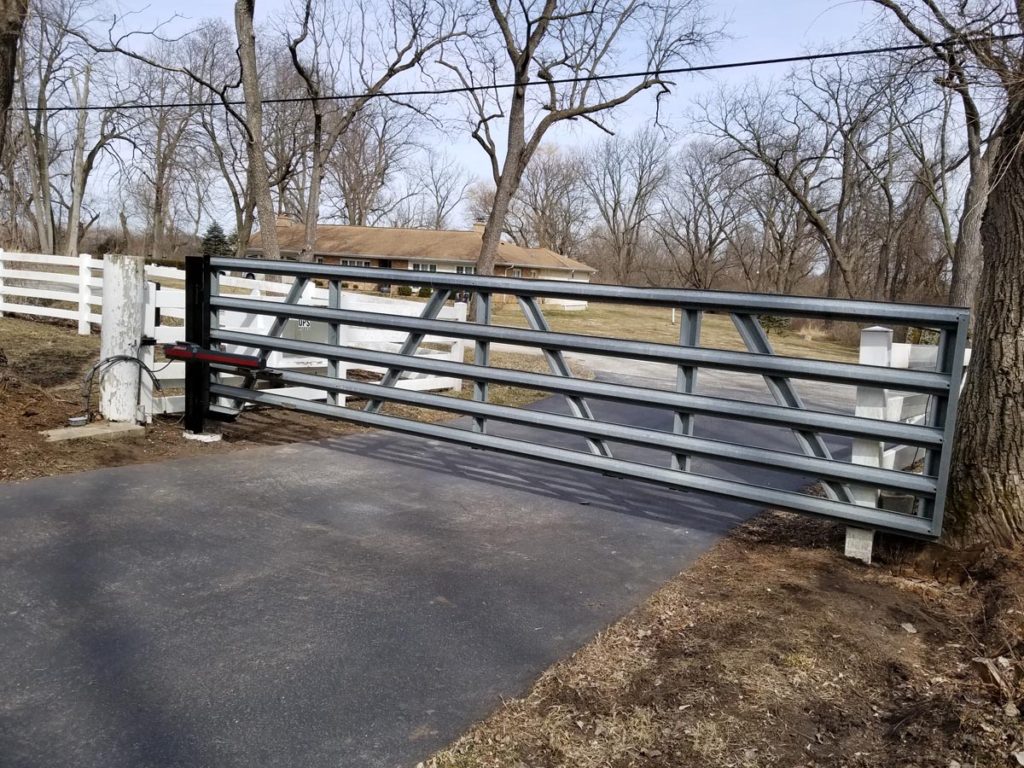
246, 217, 596, 310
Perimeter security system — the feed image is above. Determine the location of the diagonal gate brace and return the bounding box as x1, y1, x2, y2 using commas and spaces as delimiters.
365, 288, 453, 414
518, 296, 612, 458
730, 313, 854, 504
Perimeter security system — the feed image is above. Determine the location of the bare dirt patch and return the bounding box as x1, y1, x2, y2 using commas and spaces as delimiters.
427, 513, 1024, 768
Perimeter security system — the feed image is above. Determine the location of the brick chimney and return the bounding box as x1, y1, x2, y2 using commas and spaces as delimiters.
471, 219, 486, 234
276, 213, 297, 228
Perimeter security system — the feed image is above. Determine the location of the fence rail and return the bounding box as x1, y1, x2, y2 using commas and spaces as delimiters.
188, 255, 970, 541
0, 251, 103, 333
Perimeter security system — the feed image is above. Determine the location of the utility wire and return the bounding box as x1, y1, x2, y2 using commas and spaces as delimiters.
15, 33, 1023, 114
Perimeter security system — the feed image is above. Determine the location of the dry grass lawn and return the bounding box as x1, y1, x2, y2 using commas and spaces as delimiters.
488, 301, 858, 362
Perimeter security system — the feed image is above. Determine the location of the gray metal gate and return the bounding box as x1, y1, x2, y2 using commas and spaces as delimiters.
181, 255, 969, 539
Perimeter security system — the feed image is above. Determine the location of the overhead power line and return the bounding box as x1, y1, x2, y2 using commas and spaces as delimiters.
16, 33, 1023, 114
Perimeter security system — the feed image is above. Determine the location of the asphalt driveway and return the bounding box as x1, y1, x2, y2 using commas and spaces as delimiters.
0, 384, 851, 767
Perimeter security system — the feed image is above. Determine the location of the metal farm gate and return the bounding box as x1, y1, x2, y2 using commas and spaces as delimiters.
176, 255, 969, 540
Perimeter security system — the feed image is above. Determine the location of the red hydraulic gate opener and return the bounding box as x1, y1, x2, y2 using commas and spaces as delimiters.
163, 342, 263, 370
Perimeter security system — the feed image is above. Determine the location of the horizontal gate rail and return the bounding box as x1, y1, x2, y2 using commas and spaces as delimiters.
209, 295, 951, 394
210, 328, 945, 448
208, 382, 937, 537
191, 255, 970, 540
209, 257, 965, 327
211, 365, 937, 495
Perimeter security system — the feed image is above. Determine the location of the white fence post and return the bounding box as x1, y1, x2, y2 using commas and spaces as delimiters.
0, 248, 5, 318
845, 325, 893, 563
138, 281, 159, 423
99, 254, 145, 422
453, 300, 469, 359
78, 251, 92, 334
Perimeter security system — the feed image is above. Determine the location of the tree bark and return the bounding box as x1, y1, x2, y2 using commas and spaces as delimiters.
476, 67, 532, 276
300, 117, 323, 262
944, 94, 1024, 549
64, 66, 90, 258
947, 135, 998, 308
234, 0, 280, 260
478, 160, 524, 276
0, 0, 27, 161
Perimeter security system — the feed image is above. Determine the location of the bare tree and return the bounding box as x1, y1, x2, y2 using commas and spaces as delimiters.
468, 144, 591, 256
122, 48, 207, 259
654, 140, 744, 289
397, 148, 469, 229
83, 5, 284, 258
193, 27, 264, 256
868, 0, 1013, 308
12, 0, 136, 255
322, 102, 419, 226
234, 0, 280, 259
581, 127, 668, 284
283, 0, 468, 258
733, 174, 818, 294
702, 58, 944, 302
441, 0, 715, 274
421, 149, 470, 229
511, 145, 590, 257
17, 0, 81, 253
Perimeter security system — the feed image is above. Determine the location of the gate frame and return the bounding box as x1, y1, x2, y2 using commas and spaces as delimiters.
183, 255, 971, 541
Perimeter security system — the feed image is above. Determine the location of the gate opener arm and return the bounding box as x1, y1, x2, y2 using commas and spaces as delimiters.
163, 342, 262, 370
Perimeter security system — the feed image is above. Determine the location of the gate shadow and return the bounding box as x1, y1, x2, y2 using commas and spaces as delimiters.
317, 426, 766, 535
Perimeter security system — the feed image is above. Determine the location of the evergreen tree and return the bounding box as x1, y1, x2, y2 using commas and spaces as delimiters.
200, 222, 232, 257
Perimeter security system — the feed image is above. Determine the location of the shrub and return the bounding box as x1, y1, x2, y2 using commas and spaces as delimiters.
397, 285, 414, 296
758, 314, 790, 335
418, 286, 433, 298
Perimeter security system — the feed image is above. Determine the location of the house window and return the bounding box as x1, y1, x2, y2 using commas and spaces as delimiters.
340, 259, 372, 268
455, 265, 476, 275
315, 257, 324, 264
411, 262, 437, 272
510, 268, 523, 278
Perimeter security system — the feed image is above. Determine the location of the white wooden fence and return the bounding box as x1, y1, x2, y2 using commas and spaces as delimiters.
139, 265, 468, 420
0, 250, 103, 333
0, 251, 468, 420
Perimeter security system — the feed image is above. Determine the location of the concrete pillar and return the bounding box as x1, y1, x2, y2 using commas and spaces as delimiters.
100, 254, 145, 422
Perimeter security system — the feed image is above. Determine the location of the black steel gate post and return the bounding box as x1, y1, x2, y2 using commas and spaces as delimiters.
184, 254, 212, 434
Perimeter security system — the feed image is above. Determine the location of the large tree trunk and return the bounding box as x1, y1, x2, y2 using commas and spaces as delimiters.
64, 66, 90, 258
234, 0, 280, 260
478, 166, 521, 277
0, 0, 27, 161
947, 139, 996, 308
476, 70, 532, 277
299, 112, 323, 263
944, 96, 1024, 549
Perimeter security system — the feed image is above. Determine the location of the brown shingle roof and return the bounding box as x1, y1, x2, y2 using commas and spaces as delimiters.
248, 222, 596, 273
